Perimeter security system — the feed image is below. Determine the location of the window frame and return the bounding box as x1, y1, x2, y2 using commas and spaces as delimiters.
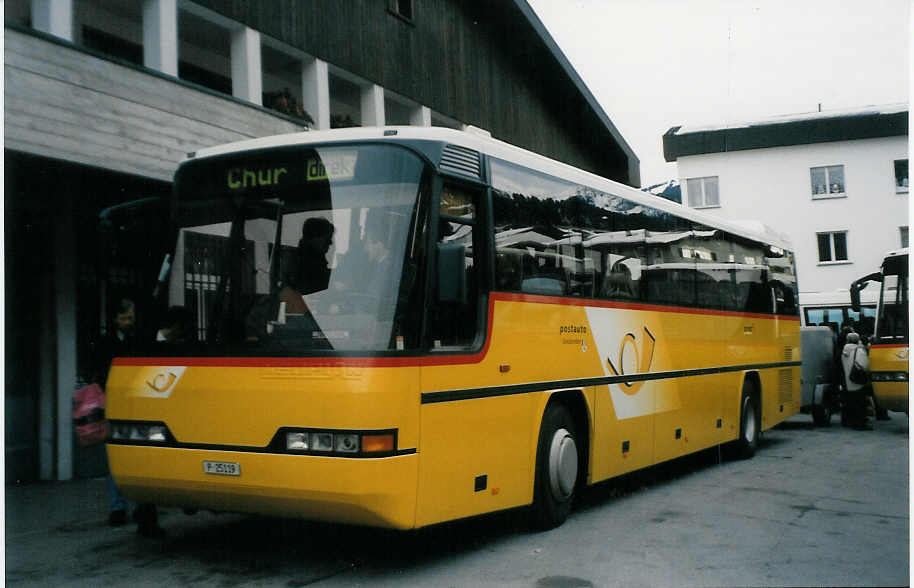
895, 159, 908, 194
900, 226, 909, 249
684, 176, 720, 209
388, 0, 415, 23
810, 165, 846, 200
425, 177, 486, 353
815, 230, 850, 265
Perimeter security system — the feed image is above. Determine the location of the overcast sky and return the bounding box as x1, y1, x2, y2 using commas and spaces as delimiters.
526, 0, 910, 187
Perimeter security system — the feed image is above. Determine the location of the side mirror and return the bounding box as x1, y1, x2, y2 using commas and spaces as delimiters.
437, 243, 466, 303
850, 272, 882, 312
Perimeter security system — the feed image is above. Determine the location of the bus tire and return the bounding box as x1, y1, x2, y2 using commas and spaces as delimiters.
812, 403, 832, 426
531, 402, 579, 530
735, 385, 760, 459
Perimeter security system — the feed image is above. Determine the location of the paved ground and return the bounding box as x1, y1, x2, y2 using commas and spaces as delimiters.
5, 412, 909, 587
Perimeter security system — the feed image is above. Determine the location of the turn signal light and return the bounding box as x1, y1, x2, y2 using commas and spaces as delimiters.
361, 433, 395, 453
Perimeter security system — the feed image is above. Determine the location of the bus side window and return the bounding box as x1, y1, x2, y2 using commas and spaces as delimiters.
429, 185, 479, 349
495, 250, 523, 291
773, 281, 797, 316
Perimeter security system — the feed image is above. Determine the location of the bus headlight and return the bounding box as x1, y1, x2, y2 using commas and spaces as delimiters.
311, 432, 334, 452
333, 434, 359, 453
285, 432, 309, 451
110, 421, 171, 444
870, 371, 909, 382
279, 428, 394, 456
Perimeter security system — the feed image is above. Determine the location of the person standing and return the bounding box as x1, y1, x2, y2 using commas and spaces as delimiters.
97, 297, 135, 526
98, 298, 166, 536
841, 332, 872, 430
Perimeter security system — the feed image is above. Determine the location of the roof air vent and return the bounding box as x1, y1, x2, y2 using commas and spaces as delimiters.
440, 144, 481, 180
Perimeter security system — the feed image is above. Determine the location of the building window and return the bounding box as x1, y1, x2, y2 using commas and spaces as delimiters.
261, 41, 313, 124
177, 9, 232, 95
895, 159, 908, 193
811, 165, 845, 198
900, 226, 909, 248
389, 0, 414, 21
685, 176, 719, 208
817, 231, 849, 263
328, 72, 361, 128
81, 26, 142, 66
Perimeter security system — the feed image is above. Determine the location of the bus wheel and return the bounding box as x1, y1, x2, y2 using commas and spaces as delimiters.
531, 403, 579, 529
735, 386, 760, 459
812, 403, 832, 426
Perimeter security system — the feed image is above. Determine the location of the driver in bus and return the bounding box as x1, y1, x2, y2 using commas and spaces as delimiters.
280, 217, 335, 314
292, 217, 335, 295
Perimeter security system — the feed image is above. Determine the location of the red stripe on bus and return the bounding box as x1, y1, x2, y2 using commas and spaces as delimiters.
111, 292, 796, 368
491, 291, 800, 321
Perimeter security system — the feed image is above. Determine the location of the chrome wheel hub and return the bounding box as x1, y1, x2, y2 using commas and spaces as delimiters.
548, 428, 578, 501
744, 401, 757, 442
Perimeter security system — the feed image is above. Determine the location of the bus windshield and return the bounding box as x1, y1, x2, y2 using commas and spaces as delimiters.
158, 143, 429, 354
876, 256, 909, 342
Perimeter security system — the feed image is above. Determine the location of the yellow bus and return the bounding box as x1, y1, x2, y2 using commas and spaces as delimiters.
852, 249, 909, 413
800, 289, 878, 337
105, 127, 801, 530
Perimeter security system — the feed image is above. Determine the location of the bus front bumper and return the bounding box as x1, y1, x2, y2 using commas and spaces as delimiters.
108, 444, 419, 529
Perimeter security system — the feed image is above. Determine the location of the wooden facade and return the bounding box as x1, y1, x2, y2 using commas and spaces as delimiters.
5, 28, 305, 182
190, 0, 639, 185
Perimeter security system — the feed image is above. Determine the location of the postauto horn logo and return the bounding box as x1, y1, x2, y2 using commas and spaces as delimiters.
131, 366, 186, 398
606, 327, 656, 395
585, 307, 679, 419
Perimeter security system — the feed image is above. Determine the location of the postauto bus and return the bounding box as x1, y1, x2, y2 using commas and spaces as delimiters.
852, 248, 909, 413
105, 127, 801, 530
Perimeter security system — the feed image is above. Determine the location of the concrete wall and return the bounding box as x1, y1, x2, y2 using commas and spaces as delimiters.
675, 135, 908, 295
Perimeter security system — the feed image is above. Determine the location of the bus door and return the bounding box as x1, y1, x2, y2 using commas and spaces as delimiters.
417, 181, 529, 526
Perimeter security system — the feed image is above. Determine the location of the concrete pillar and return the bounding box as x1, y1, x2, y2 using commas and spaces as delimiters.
302, 58, 330, 130
410, 105, 432, 127
38, 225, 56, 481
142, 0, 178, 76
54, 212, 77, 481
231, 27, 262, 104
360, 83, 385, 127
31, 0, 73, 41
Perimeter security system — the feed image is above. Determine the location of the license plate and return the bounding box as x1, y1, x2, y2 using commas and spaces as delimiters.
203, 461, 241, 476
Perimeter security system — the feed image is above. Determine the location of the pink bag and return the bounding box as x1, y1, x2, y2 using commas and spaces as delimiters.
73, 383, 108, 447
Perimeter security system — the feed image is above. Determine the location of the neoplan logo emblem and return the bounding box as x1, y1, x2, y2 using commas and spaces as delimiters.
606, 327, 656, 395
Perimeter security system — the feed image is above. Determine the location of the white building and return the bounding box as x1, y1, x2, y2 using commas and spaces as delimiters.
662, 105, 908, 301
